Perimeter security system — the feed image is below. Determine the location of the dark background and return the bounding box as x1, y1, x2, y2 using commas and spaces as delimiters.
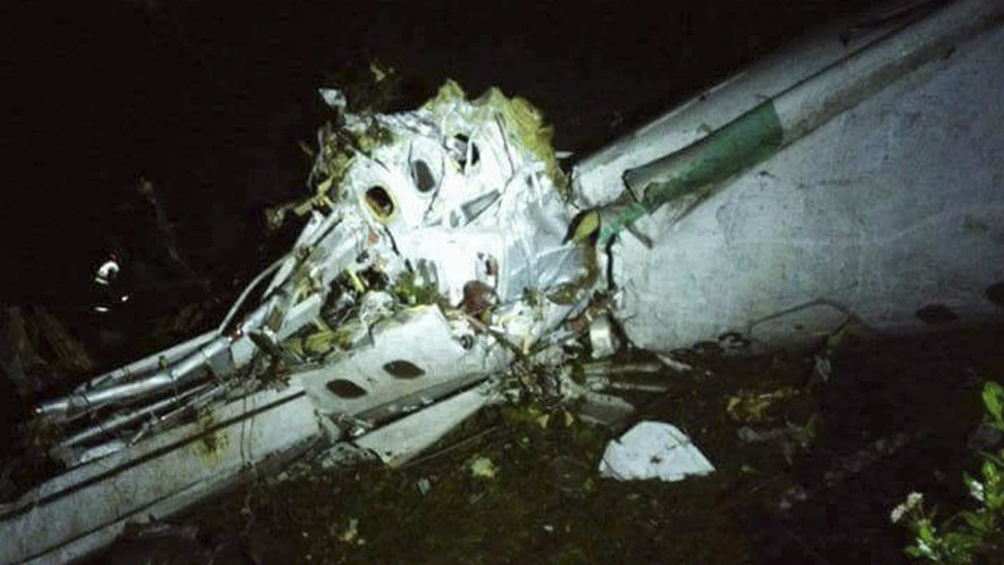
0, 0, 875, 363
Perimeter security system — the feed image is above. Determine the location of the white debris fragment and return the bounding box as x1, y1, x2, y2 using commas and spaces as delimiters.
598, 421, 714, 482
340, 518, 360, 544
319, 442, 378, 471
94, 257, 120, 286
655, 354, 693, 373
589, 315, 621, 358
812, 354, 833, 383
470, 456, 497, 479
318, 88, 347, 111
416, 477, 432, 495
890, 492, 923, 523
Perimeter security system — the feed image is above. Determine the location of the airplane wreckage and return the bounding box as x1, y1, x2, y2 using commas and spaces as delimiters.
3, 0, 1004, 562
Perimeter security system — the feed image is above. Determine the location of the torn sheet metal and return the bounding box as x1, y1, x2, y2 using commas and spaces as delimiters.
311, 79, 585, 307
571, 0, 979, 209
573, 0, 1004, 353
592, 0, 1001, 247
9, 78, 592, 565
355, 383, 499, 467
598, 421, 715, 482
31, 77, 589, 440
293, 305, 508, 423
1, 386, 319, 565
588, 314, 621, 358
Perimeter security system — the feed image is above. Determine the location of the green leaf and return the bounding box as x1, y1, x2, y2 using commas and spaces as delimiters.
983, 460, 1004, 510
905, 545, 925, 558
962, 511, 989, 533
943, 532, 980, 553
983, 381, 1004, 426
987, 492, 1004, 511
983, 450, 1004, 467
984, 458, 1001, 479
918, 519, 937, 544
965, 473, 986, 503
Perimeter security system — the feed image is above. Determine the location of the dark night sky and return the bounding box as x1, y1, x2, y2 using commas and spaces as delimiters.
0, 0, 874, 317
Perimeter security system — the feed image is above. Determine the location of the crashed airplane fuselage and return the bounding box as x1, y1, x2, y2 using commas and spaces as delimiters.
3, 0, 1004, 562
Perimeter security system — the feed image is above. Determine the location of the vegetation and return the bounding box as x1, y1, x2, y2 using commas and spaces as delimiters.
896, 382, 1004, 564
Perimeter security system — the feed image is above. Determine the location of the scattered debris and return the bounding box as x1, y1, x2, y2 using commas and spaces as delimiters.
726, 387, 802, 423
579, 359, 673, 393
547, 455, 593, 495
416, 477, 431, 495
889, 491, 924, 524
821, 431, 914, 488
736, 417, 817, 463
598, 421, 714, 482
94, 258, 120, 286
470, 457, 497, 479
588, 315, 621, 358
339, 518, 363, 545
811, 353, 833, 384
775, 429, 921, 513
655, 353, 694, 374
318, 442, 379, 471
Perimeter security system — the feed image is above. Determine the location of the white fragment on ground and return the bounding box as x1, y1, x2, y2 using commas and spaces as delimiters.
339, 518, 365, 545
812, 354, 833, 383
340, 519, 359, 543
656, 354, 693, 373
416, 477, 432, 495
589, 315, 621, 358
470, 457, 497, 479
598, 421, 715, 482
318, 88, 347, 111
890, 492, 924, 524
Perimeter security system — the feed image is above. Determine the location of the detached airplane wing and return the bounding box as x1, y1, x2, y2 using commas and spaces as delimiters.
3, 0, 1003, 562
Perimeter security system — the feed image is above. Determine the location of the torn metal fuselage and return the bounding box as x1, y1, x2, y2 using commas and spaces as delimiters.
4, 83, 593, 565
574, 0, 1004, 353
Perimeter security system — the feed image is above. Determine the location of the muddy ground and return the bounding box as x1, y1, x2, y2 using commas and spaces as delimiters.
83, 323, 1003, 565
